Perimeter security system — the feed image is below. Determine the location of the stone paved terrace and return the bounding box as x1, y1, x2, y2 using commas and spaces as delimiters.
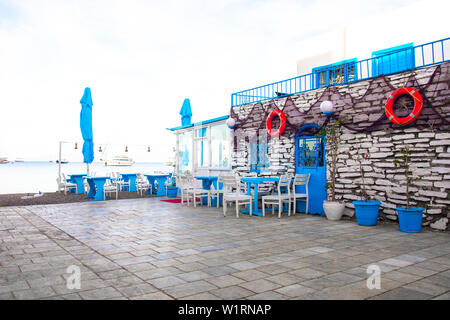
0, 198, 449, 300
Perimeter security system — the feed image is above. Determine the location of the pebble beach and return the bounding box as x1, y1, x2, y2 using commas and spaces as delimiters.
0, 191, 153, 207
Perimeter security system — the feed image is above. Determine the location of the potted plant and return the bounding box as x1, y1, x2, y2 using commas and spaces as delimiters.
317, 116, 346, 221
351, 147, 381, 226
166, 178, 178, 198
394, 146, 424, 233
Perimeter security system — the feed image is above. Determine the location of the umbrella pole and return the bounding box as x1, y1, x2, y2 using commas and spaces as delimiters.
87, 163, 90, 176
58, 141, 62, 185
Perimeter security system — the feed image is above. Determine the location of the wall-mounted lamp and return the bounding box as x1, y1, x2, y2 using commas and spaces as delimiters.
125, 145, 128, 152
74, 142, 78, 149
226, 117, 236, 129
147, 146, 151, 152
99, 146, 102, 152
320, 100, 334, 116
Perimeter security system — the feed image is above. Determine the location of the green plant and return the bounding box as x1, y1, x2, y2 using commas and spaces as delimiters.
394, 145, 420, 209
316, 116, 347, 202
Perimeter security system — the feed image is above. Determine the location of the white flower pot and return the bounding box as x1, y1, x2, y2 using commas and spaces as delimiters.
323, 201, 345, 221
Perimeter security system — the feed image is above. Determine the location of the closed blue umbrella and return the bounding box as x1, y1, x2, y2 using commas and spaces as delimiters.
180, 98, 192, 126
80, 87, 94, 174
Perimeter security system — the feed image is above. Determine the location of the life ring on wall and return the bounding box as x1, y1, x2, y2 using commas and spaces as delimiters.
266, 109, 287, 137
385, 87, 423, 126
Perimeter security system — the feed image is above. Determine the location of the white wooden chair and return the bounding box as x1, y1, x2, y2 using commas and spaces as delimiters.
112, 172, 130, 191
179, 175, 194, 205
103, 178, 118, 200
57, 173, 77, 195
208, 173, 234, 208
187, 178, 211, 208
292, 174, 310, 215
239, 172, 257, 195
222, 175, 253, 218
164, 176, 173, 196
84, 178, 90, 193
262, 174, 293, 218
136, 173, 152, 196
240, 172, 273, 199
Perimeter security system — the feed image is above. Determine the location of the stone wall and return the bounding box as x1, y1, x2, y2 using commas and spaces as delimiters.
229, 62, 450, 231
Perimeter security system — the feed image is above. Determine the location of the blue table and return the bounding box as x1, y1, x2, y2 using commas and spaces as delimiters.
85, 176, 110, 201
194, 176, 220, 206
145, 174, 171, 197
120, 173, 138, 192
68, 174, 87, 194
241, 177, 280, 217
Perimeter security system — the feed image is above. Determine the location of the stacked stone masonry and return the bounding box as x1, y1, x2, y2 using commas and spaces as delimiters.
230, 62, 450, 231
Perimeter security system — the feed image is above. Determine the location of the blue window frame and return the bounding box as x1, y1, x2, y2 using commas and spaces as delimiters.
312, 58, 357, 89
196, 127, 208, 167
371, 43, 415, 76
250, 143, 269, 173
297, 136, 324, 167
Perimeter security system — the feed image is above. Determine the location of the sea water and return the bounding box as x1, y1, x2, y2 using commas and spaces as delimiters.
0, 161, 173, 194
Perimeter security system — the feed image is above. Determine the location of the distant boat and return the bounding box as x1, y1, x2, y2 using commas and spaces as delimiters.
15, 158, 24, 162
104, 155, 134, 166
56, 159, 69, 164
0, 157, 9, 164
165, 160, 175, 166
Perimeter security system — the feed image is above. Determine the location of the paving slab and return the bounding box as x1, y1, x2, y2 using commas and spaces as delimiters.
369, 287, 433, 300
1, 198, 449, 300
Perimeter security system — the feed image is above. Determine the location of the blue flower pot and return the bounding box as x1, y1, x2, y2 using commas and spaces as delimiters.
167, 186, 178, 198
352, 200, 381, 226
397, 207, 424, 233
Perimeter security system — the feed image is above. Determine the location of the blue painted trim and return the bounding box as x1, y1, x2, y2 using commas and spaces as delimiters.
299, 123, 320, 132
371, 43, 415, 77
231, 37, 450, 107
312, 58, 357, 71
295, 131, 327, 215
312, 58, 358, 89
371, 42, 414, 57
167, 115, 228, 131
250, 142, 269, 173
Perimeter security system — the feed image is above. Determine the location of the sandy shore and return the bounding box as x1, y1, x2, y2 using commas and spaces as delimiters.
0, 191, 153, 207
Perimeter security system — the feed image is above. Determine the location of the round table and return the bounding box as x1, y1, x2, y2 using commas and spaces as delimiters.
120, 173, 138, 192
85, 176, 111, 201
68, 174, 87, 194
194, 176, 219, 206
241, 177, 280, 216
145, 174, 171, 197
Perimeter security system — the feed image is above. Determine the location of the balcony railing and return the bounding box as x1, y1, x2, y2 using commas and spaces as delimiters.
231, 37, 450, 107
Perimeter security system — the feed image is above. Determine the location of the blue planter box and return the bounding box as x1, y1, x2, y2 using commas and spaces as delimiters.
397, 207, 424, 233
353, 200, 381, 226
167, 187, 178, 198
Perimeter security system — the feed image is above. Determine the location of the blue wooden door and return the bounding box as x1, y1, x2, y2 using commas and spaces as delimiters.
294, 126, 326, 215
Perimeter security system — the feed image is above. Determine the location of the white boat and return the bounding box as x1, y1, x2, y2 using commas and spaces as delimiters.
104, 155, 134, 166
165, 159, 175, 166
0, 157, 9, 164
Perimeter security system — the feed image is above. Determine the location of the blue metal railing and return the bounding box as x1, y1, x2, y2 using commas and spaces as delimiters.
231, 37, 450, 107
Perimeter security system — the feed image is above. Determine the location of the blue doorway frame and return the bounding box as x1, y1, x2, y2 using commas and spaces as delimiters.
294, 124, 326, 215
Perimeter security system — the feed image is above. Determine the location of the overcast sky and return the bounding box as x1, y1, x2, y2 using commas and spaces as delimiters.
0, 0, 447, 162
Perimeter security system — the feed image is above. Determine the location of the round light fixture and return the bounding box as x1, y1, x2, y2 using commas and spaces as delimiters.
320, 101, 334, 114
226, 117, 236, 129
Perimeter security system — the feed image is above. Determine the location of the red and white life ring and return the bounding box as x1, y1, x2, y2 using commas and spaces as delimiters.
266, 109, 287, 137
385, 87, 423, 126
